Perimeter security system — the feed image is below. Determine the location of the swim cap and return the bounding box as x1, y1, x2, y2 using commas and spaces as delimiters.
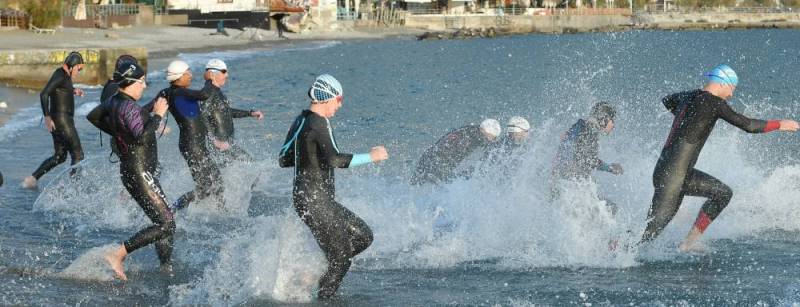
308, 74, 343, 102
115, 55, 138, 70
591, 102, 616, 127
479, 119, 501, 139
205, 59, 227, 72
63, 51, 84, 69
114, 62, 146, 88
507, 116, 530, 133
166, 60, 190, 82
705, 64, 738, 87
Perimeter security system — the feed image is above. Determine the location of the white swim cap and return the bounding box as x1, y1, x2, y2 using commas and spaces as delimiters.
309, 74, 343, 102
166, 60, 190, 82
479, 119, 501, 139
205, 59, 227, 72
507, 116, 530, 133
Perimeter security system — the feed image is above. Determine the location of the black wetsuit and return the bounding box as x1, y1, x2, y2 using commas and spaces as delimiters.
641, 90, 779, 242
411, 124, 490, 185
279, 110, 374, 299
157, 81, 225, 211
201, 84, 253, 164
89, 92, 175, 265
32, 68, 83, 179
87, 79, 122, 158
551, 119, 618, 213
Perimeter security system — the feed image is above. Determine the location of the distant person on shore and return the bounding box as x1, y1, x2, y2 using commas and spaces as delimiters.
640, 65, 799, 251
278, 74, 387, 299
411, 119, 501, 185
90, 62, 175, 280
272, 13, 289, 39
153, 60, 226, 213
550, 102, 623, 214
201, 59, 264, 165
23, 52, 86, 189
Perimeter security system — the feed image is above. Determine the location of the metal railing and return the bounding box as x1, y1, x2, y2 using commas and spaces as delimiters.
337, 11, 359, 20
0, 9, 26, 28
62, 4, 140, 18
638, 5, 797, 14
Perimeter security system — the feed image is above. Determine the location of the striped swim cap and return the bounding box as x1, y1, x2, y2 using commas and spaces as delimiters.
308, 74, 343, 102
705, 64, 738, 87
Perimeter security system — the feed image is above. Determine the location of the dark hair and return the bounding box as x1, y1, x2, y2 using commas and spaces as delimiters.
64, 51, 84, 69
591, 102, 616, 127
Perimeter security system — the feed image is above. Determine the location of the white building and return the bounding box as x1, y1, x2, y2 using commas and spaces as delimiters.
167, 0, 267, 13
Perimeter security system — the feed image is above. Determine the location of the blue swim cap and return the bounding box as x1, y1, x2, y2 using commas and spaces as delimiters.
308, 74, 343, 102
705, 64, 738, 87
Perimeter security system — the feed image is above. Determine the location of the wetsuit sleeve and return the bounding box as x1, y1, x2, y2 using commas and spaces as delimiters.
717, 101, 772, 133
40, 70, 65, 117
230, 107, 251, 119
87, 105, 113, 135
121, 102, 162, 140
171, 80, 214, 101
314, 118, 353, 168
350, 153, 373, 167
597, 160, 613, 172
661, 93, 682, 115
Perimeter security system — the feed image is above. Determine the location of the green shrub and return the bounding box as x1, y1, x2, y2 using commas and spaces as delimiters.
21, 0, 61, 29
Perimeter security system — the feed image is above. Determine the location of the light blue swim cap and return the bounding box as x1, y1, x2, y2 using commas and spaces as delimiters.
308, 74, 343, 102
705, 64, 738, 87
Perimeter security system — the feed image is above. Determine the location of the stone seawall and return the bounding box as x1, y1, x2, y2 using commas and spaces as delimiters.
405, 12, 800, 33
0, 48, 147, 89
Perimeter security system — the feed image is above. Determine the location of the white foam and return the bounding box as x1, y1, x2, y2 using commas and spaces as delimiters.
57, 244, 119, 281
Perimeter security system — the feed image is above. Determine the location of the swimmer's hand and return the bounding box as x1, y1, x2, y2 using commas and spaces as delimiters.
779, 120, 799, 132
370, 146, 388, 162
251, 110, 264, 120
609, 163, 624, 175
213, 139, 231, 151
44, 116, 55, 132
153, 97, 169, 117
73, 88, 85, 97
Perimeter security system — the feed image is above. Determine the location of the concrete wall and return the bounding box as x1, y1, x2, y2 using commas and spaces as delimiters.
154, 14, 189, 25
405, 14, 632, 32
635, 12, 800, 27
0, 48, 148, 89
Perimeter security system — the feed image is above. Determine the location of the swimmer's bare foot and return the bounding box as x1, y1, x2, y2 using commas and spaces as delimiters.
22, 176, 37, 189
104, 245, 128, 281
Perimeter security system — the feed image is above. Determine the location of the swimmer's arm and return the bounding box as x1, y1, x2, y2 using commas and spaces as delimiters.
661, 93, 683, 115
230, 107, 251, 118
315, 120, 353, 168
718, 101, 777, 133
39, 70, 65, 117
122, 103, 161, 139
87, 105, 113, 135
173, 80, 214, 101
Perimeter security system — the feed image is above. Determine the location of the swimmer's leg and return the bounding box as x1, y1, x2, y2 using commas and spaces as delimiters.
679, 169, 732, 251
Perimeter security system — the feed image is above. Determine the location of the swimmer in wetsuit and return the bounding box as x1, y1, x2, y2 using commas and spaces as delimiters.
479, 116, 531, 178
201, 59, 264, 165
279, 74, 388, 299
23, 52, 86, 189
411, 119, 502, 185
640, 65, 799, 251
155, 60, 225, 212
90, 55, 143, 159
551, 102, 623, 214
89, 63, 174, 280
